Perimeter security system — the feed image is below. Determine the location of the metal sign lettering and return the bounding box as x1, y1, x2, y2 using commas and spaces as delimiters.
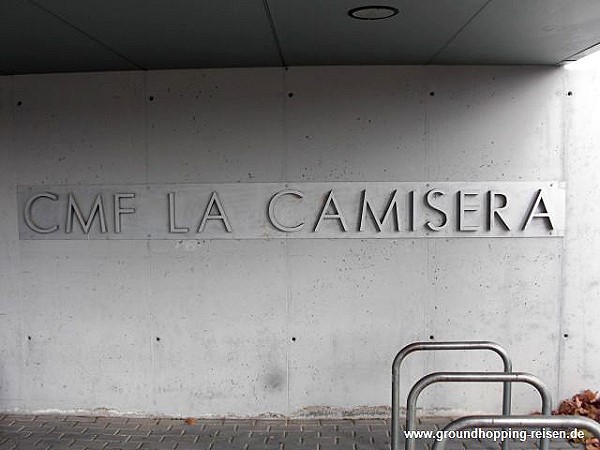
17, 182, 565, 240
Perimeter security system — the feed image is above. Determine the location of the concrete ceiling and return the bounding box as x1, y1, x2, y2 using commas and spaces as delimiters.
2, 0, 600, 75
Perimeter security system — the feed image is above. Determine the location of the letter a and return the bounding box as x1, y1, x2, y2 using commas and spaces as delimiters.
522, 189, 554, 230
197, 192, 233, 233
314, 190, 348, 232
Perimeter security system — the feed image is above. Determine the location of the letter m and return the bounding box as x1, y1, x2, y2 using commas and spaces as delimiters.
66, 193, 107, 234
359, 190, 401, 232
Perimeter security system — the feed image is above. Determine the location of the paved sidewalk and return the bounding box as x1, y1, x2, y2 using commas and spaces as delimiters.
0, 415, 583, 450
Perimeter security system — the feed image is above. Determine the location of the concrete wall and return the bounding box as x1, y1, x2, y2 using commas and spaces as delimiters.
0, 63, 597, 417
560, 55, 600, 400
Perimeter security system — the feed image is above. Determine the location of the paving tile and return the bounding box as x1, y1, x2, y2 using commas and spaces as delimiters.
0, 415, 589, 450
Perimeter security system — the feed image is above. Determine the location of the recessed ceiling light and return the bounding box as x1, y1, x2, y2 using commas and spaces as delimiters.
348, 5, 399, 20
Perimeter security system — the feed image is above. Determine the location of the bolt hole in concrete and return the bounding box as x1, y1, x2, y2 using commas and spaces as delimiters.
564, 334, 569, 338
156, 337, 160, 341
429, 91, 435, 96
17, 100, 22, 106
567, 91, 573, 96
27, 336, 31, 340
291, 337, 296, 342
149, 96, 155, 101
429, 335, 435, 340
288, 92, 294, 97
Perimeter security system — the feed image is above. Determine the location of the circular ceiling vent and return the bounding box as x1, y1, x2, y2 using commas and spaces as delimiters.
348, 5, 399, 20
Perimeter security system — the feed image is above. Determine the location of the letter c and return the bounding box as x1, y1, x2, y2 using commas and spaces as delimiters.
24, 192, 59, 234
268, 190, 304, 232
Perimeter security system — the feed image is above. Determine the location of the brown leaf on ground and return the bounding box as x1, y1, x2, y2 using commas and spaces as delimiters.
581, 391, 600, 403
554, 390, 600, 418
184, 417, 197, 425
586, 437, 600, 450
554, 390, 600, 445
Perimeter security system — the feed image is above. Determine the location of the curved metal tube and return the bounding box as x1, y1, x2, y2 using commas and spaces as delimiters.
391, 341, 513, 450
405, 372, 552, 450
432, 415, 600, 450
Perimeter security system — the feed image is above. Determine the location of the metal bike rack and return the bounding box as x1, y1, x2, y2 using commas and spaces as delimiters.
432, 415, 600, 450
405, 372, 552, 450
392, 341, 513, 450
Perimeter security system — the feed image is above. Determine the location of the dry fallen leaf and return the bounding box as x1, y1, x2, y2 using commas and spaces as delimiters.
184, 417, 197, 426
554, 389, 600, 447
586, 437, 600, 450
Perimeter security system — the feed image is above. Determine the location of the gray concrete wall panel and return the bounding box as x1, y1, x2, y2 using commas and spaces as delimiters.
0, 65, 588, 417
146, 69, 285, 184
560, 59, 600, 401
0, 76, 22, 411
